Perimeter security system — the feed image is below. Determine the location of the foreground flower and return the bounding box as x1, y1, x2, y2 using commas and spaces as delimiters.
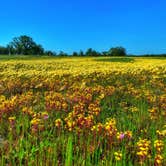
124, 130, 132, 139
114, 151, 122, 161
154, 154, 163, 166
117, 132, 125, 140
55, 119, 63, 128
30, 118, 42, 133
8, 116, 16, 128
154, 140, 164, 153
136, 139, 151, 162
41, 112, 49, 120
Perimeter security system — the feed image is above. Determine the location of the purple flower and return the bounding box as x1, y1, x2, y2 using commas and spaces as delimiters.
119, 133, 125, 140
43, 114, 49, 120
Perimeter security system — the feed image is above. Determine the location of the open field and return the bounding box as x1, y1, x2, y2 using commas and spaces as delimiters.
0, 56, 166, 165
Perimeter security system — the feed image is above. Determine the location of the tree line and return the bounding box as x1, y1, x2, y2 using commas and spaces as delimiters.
0, 35, 127, 56
0, 36, 49, 56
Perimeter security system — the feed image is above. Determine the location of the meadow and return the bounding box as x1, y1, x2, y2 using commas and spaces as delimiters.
0, 56, 165, 166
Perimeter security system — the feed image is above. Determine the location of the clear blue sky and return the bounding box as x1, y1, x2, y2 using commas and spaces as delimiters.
0, 0, 166, 54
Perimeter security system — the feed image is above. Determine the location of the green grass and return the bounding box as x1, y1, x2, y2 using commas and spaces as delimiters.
95, 57, 135, 63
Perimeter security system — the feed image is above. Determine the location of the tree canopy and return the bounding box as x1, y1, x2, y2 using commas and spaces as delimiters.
0, 46, 8, 55
108, 47, 126, 56
8, 35, 44, 55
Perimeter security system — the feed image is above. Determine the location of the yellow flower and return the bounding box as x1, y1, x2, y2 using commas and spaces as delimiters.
30, 118, 41, 125
154, 140, 164, 153
155, 154, 163, 165
99, 93, 105, 99
136, 139, 151, 160
114, 151, 122, 161
55, 119, 63, 128
8, 116, 16, 121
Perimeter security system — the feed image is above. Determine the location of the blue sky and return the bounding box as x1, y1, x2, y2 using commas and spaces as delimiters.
0, 0, 166, 54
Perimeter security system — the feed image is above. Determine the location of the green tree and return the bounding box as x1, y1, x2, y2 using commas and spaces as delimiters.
31, 44, 44, 55
0, 46, 8, 54
9, 35, 44, 55
102, 51, 109, 56
108, 46, 126, 56
58, 51, 68, 56
72, 51, 79, 56
6, 44, 16, 55
45, 50, 56, 56
85, 48, 100, 56
79, 50, 84, 56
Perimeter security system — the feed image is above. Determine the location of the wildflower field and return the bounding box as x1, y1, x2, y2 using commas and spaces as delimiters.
0, 56, 166, 166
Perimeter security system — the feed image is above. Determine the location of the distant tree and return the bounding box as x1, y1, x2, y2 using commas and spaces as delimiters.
32, 44, 44, 55
72, 50, 85, 56
9, 35, 44, 55
102, 51, 109, 56
85, 48, 93, 56
72, 51, 79, 56
79, 50, 84, 56
85, 48, 100, 56
58, 51, 68, 56
0, 46, 8, 54
108, 46, 126, 56
45, 50, 56, 56
96, 52, 102, 56
6, 44, 16, 55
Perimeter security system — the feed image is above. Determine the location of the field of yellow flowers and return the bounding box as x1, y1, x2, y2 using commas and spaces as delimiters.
0, 56, 166, 166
